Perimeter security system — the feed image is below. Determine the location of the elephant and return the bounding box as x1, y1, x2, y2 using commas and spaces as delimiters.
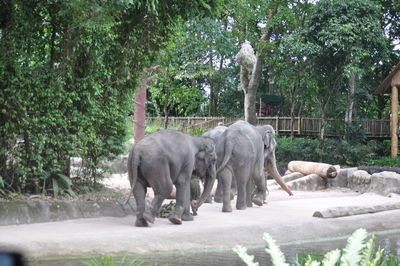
127, 130, 217, 227
202, 125, 227, 142
256, 124, 293, 197
215, 120, 292, 212
201, 125, 234, 203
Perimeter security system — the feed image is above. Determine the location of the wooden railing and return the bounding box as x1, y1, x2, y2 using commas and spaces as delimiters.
146, 117, 391, 138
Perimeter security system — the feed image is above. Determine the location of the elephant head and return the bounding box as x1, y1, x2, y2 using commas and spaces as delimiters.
192, 138, 217, 209
257, 125, 293, 196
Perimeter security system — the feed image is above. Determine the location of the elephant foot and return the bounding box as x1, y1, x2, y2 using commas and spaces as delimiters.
214, 196, 222, 203
247, 202, 253, 207
252, 196, 263, 207
236, 203, 247, 210
222, 205, 232, 212
168, 214, 182, 225
143, 212, 155, 224
135, 217, 149, 227
182, 212, 194, 221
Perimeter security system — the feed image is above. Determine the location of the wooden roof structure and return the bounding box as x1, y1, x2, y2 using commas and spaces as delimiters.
375, 62, 400, 94
375, 61, 399, 157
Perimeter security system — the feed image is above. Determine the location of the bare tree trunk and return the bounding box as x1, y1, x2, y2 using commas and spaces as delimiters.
345, 69, 357, 124
163, 89, 169, 129
133, 66, 160, 143
237, 9, 277, 125
290, 85, 297, 138
208, 53, 216, 116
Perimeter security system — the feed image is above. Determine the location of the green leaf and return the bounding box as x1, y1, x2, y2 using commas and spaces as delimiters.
232, 245, 259, 266
340, 228, 368, 266
263, 233, 289, 266
52, 179, 60, 198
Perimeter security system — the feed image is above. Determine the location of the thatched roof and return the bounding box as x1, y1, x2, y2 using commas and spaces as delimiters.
375, 62, 400, 94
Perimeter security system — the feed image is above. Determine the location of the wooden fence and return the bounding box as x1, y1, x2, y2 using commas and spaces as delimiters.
146, 117, 391, 138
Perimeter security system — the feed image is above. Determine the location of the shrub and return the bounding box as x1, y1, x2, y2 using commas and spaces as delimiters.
275, 137, 393, 167
233, 228, 399, 266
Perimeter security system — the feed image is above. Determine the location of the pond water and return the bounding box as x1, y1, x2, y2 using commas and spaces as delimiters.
31, 229, 400, 266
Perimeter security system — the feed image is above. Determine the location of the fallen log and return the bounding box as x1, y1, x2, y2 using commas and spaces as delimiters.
313, 202, 400, 218
288, 161, 338, 179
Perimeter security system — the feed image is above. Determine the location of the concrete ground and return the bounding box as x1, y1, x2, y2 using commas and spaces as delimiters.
1, 187, 400, 265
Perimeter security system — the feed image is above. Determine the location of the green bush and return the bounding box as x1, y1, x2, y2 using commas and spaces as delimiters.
275, 137, 393, 167
233, 228, 400, 266
368, 156, 400, 167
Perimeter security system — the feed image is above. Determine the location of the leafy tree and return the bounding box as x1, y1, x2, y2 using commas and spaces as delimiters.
0, 0, 223, 196
304, 0, 392, 138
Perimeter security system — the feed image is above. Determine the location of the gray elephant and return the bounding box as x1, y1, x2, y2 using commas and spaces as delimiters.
257, 124, 293, 197
202, 125, 227, 142
127, 130, 217, 226
202, 125, 233, 203
215, 120, 292, 212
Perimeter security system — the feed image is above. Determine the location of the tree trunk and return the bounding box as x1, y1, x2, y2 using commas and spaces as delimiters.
133, 66, 160, 142
208, 53, 216, 116
345, 69, 357, 124
163, 89, 169, 129
290, 85, 297, 138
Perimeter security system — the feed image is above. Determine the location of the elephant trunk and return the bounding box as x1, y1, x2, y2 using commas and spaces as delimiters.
194, 166, 216, 209
267, 160, 293, 196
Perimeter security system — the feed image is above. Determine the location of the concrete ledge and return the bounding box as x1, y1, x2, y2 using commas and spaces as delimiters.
0, 199, 136, 226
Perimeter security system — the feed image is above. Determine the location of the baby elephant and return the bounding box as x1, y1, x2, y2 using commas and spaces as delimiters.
127, 130, 217, 227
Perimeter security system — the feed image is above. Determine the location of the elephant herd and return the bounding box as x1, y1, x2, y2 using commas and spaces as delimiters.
127, 120, 293, 227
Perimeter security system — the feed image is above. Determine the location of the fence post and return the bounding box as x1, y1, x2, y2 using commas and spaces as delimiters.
275, 117, 279, 134
298, 117, 301, 135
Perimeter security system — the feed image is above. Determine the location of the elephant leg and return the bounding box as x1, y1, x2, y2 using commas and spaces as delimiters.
214, 178, 223, 203
219, 167, 233, 212
246, 179, 253, 207
182, 184, 194, 221
169, 173, 191, 224
235, 167, 251, 210
144, 167, 174, 224
133, 181, 148, 227
231, 177, 237, 200
252, 171, 266, 207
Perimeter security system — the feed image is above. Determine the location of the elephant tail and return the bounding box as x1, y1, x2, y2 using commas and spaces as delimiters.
216, 130, 235, 173
125, 145, 140, 205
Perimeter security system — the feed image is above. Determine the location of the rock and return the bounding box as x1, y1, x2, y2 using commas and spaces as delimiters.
327, 168, 357, 188
347, 170, 371, 193
267, 172, 304, 187
368, 171, 400, 196
287, 174, 327, 191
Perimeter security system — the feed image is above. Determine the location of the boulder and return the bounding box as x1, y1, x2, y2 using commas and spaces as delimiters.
368, 171, 400, 196
347, 170, 371, 193
326, 168, 357, 188
286, 174, 327, 191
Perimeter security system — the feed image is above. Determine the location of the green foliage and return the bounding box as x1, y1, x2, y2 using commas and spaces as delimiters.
188, 128, 207, 136
275, 137, 391, 167
0, 0, 223, 197
369, 157, 400, 168
233, 229, 399, 266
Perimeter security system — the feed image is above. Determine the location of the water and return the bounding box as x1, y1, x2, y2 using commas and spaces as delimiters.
29, 230, 400, 266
